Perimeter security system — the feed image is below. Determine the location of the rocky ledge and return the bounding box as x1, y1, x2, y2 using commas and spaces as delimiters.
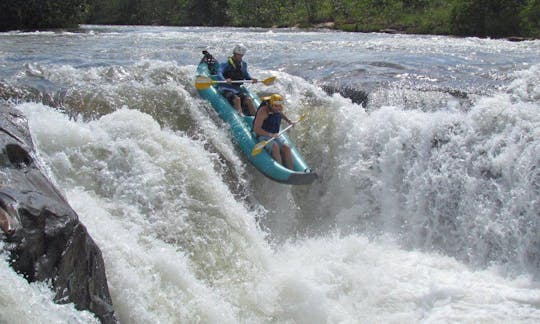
0, 104, 117, 323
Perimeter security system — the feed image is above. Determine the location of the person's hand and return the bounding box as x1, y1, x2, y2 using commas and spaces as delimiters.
226, 78, 232, 84
271, 133, 278, 138
252, 78, 258, 83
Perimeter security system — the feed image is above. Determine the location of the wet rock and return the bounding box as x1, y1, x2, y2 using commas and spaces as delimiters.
321, 84, 369, 107
0, 104, 117, 324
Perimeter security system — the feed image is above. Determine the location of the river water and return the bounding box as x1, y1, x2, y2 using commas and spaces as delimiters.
1, 25, 540, 323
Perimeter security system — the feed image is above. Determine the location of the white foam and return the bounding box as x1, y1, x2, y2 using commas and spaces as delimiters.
0, 245, 99, 323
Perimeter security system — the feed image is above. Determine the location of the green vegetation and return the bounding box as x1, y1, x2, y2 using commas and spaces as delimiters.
0, 0, 88, 31
1, 0, 539, 39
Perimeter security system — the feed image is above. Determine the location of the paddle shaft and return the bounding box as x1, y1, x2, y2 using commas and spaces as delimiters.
213, 79, 256, 84
251, 118, 301, 156
267, 123, 295, 144
195, 75, 275, 90
273, 114, 306, 140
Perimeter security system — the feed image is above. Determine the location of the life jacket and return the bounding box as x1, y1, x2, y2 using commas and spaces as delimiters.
223, 57, 245, 82
255, 104, 282, 134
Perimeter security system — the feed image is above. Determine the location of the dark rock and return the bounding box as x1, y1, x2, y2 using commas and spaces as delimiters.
0, 104, 117, 324
507, 36, 532, 42
321, 84, 368, 107
380, 28, 400, 34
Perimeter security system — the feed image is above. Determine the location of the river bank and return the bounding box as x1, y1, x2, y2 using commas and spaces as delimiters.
308, 21, 538, 41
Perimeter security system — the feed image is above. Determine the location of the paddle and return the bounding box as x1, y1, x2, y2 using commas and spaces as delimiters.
195, 75, 276, 90
251, 114, 306, 156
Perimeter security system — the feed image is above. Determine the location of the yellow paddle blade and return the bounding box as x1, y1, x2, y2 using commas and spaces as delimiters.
251, 140, 268, 156
194, 75, 215, 90
261, 76, 276, 86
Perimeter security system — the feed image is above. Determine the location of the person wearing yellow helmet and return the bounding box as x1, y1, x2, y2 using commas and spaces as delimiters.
217, 44, 258, 116
253, 94, 295, 169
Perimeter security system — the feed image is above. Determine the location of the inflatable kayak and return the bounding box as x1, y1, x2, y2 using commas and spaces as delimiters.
195, 51, 317, 185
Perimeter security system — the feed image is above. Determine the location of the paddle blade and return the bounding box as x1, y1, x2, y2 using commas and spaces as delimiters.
251, 141, 267, 156
195, 76, 214, 90
261, 76, 276, 86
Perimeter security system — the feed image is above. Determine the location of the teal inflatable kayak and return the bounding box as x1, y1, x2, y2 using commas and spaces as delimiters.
195, 51, 317, 185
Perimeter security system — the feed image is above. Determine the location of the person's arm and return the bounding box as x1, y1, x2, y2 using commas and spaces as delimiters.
281, 113, 292, 124
243, 62, 257, 83
281, 113, 296, 127
253, 107, 274, 137
217, 62, 226, 80
218, 62, 232, 83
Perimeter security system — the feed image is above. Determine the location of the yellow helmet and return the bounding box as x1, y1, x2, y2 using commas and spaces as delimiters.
266, 94, 283, 106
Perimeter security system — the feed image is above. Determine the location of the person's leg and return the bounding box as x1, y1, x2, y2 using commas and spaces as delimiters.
271, 143, 282, 164
232, 96, 242, 115
281, 144, 293, 170
238, 94, 256, 116
244, 97, 257, 116
223, 90, 243, 115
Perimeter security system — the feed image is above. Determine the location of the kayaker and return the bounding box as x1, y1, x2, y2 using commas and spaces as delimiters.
253, 94, 295, 170
217, 44, 258, 116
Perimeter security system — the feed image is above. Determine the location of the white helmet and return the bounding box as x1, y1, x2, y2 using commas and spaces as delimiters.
233, 44, 247, 55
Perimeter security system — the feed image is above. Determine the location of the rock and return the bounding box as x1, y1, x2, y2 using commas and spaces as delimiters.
380, 28, 400, 34
313, 22, 335, 29
321, 84, 368, 107
506, 36, 532, 42
0, 104, 117, 324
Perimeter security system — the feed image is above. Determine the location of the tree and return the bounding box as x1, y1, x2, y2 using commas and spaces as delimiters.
0, 0, 88, 31
184, 0, 228, 25
451, 0, 525, 37
402, 0, 428, 10
520, 0, 540, 37
85, 0, 122, 24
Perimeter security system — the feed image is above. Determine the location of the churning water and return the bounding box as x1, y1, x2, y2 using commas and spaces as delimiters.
1, 25, 540, 323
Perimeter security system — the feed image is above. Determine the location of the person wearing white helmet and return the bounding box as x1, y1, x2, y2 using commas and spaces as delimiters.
217, 44, 258, 116
233, 44, 247, 55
